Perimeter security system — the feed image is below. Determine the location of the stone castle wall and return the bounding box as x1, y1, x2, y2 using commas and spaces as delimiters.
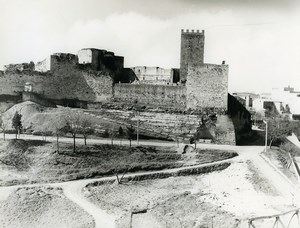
186, 64, 228, 110
113, 84, 186, 108
0, 56, 114, 105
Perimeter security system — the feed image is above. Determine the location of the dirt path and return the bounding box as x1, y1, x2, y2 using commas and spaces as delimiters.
0, 138, 299, 227
0, 154, 237, 228
63, 180, 116, 228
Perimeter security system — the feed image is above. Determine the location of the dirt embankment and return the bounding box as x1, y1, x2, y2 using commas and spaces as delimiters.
0, 186, 94, 228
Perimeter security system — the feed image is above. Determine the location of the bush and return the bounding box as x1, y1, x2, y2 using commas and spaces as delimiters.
4, 129, 17, 134
102, 129, 109, 138
32, 131, 53, 136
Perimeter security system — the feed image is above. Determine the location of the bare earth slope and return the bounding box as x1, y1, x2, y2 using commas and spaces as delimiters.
0, 186, 94, 228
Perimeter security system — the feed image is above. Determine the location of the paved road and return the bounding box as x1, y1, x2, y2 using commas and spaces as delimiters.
0, 133, 176, 147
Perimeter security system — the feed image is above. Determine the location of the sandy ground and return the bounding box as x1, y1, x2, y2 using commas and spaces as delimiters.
0, 186, 94, 228
85, 147, 298, 228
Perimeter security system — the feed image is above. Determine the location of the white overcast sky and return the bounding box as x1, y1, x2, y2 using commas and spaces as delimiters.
0, 0, 300, 93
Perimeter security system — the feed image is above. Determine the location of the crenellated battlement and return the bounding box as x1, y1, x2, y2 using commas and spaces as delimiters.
181, 29, 204, 35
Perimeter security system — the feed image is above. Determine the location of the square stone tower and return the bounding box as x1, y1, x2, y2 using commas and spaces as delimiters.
179, 29, 205, 82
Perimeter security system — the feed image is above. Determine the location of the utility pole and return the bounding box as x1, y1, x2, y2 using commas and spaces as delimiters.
263, 119, 268, 152
136, 110, 139, 145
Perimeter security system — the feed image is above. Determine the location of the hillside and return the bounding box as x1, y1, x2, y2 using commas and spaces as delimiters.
0, 139, 237, 186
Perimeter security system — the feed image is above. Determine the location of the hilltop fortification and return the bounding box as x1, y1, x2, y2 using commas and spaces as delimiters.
0, 29, 228, 112
0, 30, 251, 144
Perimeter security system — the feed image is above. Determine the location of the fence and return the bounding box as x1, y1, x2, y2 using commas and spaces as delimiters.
244, 208, 300, 228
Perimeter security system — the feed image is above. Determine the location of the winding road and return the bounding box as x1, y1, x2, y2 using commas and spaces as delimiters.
1, 134, 299, 228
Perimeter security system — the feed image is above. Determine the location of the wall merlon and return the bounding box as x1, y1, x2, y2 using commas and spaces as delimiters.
181, 29, 204, 35
51, 53, 77, 61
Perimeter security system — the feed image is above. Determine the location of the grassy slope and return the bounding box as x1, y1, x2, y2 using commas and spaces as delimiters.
0, 139, 237, 186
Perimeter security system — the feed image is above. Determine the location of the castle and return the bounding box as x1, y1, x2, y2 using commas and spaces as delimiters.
0, 29, 228, 112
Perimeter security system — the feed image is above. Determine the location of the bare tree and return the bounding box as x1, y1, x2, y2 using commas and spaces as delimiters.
79, 115, 94, 146
126, 125, 135, 147
64, 110, 81, 153
118, 126, 124, 145
0, 114, 8, 141
54, 123, 68, 153
109, 125, 117, 145
113, 168, 128, 184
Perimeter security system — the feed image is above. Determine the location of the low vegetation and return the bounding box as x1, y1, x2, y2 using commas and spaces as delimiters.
0, 139, 237, 186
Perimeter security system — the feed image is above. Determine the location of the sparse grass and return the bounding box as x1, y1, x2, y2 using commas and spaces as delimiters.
0, 139, 237, 186
195, 149, 238, 163
264, 147, 298, 182
246, 160, 278, 195
0, 140, 184, 185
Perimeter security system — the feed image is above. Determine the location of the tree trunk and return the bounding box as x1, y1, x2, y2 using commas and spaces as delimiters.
18, 129, 20, 139
3, 132, 5, 141
56, 134, 59, 152
84, 135, 87, 145
129, 139, 131, 147
73, 134, 76, 153
269, 139, 273, 149
15, 129, 17, 139
111, 137, 113, 145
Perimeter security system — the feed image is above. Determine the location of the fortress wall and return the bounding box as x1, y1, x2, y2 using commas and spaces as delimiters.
186, 64, 228, 110
113, 84, 186, 108
214, 115, 236, 145
0, 72, 52, 96
82, 71, 113, 102
0, 63, 113, 103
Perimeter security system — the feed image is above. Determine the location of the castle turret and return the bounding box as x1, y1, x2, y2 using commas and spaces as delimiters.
179, 29, 205, 82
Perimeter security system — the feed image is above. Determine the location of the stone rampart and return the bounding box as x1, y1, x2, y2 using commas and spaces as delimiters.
0, 65, 113, 105
186, 64, 228, 110
113, 84, 186, 109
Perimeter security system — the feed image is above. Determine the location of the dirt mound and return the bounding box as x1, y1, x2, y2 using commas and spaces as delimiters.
6, 139, 29, 152
3, 101, 66, 133
0, 139, 50, 172
0, 140, 31, 171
